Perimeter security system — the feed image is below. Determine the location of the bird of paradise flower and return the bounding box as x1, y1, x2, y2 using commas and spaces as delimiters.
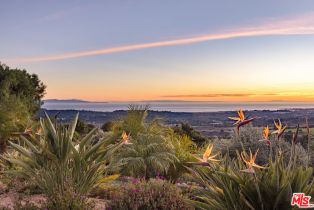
258, 126, 271, 145
272, 119, 287, 140
121, 131, 132, 145
188, 144, 220, 166
12, 127, 33, 136
229, 109, 255, 133
240, 149, 266, 173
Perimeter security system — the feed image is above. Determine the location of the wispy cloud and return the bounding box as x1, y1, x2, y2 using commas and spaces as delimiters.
36, 7, 80, 23
161, 93, 278, 98
4, 12, 314, 63
11, 6, 81, 30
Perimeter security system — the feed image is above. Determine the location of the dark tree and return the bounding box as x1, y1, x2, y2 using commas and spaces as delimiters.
173, 122, 207, 145
75, 118, 95, 135
0, 63, 46, 113
0, 63, 46, 152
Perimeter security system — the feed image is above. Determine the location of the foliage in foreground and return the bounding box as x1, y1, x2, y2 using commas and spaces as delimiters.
111, 105, 195, 180
112, 133, 178, 179
189, 152, 314, 210
3, 113, 120, 209
0, 96, 31, 153
0, 63, 46, 113
104, 178, 193, 210
1, 106, 314, 210
188, 109, 314, 210
0, 63, 46, 153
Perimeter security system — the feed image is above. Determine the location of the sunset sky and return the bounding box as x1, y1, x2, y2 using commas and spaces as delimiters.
2, 1, 314, 102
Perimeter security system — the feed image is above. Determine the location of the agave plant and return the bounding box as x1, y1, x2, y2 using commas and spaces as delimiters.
3, 113, 121, 209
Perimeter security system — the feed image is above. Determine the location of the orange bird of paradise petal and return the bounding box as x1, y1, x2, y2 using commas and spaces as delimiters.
228, 109, 245, 125
238, 109, 245, 121
259, 126, 271, 145
189, 144, 220, 166
263, 126, 269, 139
240, 149, 265, 173
24, 128, 32, 134
121, 131, 132, 145
11, 127, 32, 136
272, 119, 287, 139
198, 144, 220, 163
35, 128, 42, 136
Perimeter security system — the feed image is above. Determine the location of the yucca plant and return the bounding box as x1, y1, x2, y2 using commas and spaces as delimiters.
3, 113, 121, 209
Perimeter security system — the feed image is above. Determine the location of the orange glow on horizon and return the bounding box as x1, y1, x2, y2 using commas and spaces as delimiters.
44, 90, 314, 102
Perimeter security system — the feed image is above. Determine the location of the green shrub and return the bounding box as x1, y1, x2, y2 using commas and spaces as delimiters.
4, 113, 121, 210
75, 118, 95, 135
166, 132, 196, 181
111, 105, 196, 180
173, 123, 207, 145
112, 133, 177, 179
46, 187, 94, 210
101, 121, 114, 132
106, 178, 193, 210
120, 104, 149, 136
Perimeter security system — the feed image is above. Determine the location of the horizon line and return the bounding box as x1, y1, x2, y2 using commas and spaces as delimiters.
43, 98, 314, 103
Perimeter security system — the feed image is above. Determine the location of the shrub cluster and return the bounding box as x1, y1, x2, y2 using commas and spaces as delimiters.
104, 178, 193, 210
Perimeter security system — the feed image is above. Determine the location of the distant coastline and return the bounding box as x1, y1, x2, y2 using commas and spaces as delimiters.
42, 100, 314, 113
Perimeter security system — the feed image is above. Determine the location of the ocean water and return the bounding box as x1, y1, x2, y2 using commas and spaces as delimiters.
42, 101, 314, 112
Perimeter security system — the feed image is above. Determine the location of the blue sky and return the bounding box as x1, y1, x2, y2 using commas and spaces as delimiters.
2, 1, 314, 101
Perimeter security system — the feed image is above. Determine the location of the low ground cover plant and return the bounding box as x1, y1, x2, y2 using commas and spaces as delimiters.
105, 178, 193, 210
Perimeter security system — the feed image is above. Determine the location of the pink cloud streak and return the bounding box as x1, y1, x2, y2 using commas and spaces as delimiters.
4, 13, 314, 63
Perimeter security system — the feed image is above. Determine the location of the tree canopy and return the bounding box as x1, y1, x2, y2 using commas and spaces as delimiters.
0, 63, 46, 113
0, 63, 46, 152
